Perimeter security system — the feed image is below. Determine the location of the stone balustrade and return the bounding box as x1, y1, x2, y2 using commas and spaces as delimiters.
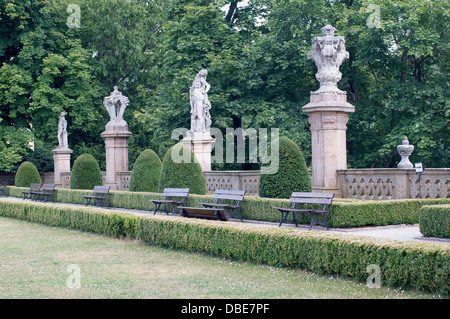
337, 168, 449, 200
54, 168, 449, 200
204, 170, 260, 196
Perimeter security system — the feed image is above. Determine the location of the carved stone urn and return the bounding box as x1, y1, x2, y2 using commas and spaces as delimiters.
397, 136, 414, 169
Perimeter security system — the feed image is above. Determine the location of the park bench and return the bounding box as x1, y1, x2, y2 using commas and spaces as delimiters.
83, 186, 111, 208
273, 192, 334, 230
199, 189, 245, 221
32, 184, 56, 202
150, 188, 190, 215
178, 206, 228, 221
22, 183, 42, 200
0, 180, 7, 197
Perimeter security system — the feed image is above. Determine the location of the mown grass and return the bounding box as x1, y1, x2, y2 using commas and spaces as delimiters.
0, 217, 444, 299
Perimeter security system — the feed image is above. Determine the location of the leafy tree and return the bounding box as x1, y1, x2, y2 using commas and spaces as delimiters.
0, 126, 33, 172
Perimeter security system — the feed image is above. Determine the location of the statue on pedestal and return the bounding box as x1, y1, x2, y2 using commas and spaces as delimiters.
57, 112, 68, 149
189, 69, 211, 135
307, 25, 349, 94
103, 86, 130, 131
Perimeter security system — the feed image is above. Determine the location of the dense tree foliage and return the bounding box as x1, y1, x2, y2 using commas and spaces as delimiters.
1, 0, 448, 172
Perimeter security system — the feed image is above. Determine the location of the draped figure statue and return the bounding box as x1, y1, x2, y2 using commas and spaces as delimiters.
189, 69, 211, 134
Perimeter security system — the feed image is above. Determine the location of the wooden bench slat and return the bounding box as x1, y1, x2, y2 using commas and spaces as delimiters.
213, 194, 244, 201
289, 197, 333, 205
162, 188, 190, 193
291, 192, 334, 198
214, 190, 246, 195
161, 192, 190, 197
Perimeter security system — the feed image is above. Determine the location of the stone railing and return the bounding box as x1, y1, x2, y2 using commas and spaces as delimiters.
337, 168, 449, 200
204, 170, 260, 196
58, 171, 131, 191
117, 172, 131, 191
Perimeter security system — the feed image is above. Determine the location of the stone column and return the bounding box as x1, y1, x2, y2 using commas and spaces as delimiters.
101, 124, 132, 190
303, 25, 355, 197
101, 86, 132, 190
51, 147, 72, 188
182, 132, 215, 172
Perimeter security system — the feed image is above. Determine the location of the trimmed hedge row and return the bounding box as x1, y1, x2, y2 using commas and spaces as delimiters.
0, 198, 448, 295
5, 186, 450, 228
420, 205, 450, 238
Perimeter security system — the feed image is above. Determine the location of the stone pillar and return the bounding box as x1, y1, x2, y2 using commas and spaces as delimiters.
182, 132, 215, 172
303, 25, 355, 197
101, 86, 132, 190
51, 147, 72, 188
303, 95, 354, 196
101, 121, 132, 190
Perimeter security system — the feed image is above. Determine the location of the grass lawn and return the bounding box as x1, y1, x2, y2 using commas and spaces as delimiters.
0, 216, 444, 299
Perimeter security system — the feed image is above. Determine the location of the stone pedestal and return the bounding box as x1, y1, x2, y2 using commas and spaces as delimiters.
303, 92, 354, 196
182, 132, 215, 172
52, 147, 73, 188
101, 119, 132, 190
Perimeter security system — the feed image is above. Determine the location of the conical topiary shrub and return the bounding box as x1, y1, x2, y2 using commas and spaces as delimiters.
129, 149, 162, 192
158, 143, 206, 195
14, 161, 42, 187
259, 136, 311, 199
70, 153, 103, 190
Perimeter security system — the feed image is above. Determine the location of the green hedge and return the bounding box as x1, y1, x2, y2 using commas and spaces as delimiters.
420, 205, 450, 238
5, 186, 450, 228
0, 198, 448, 295
259, 137, 311, 199
129, 149, 162, 192
14, 161, 41, 187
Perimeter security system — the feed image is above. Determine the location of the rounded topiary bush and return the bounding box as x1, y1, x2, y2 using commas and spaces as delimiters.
158, 143, 206, 195
14, 161, 42, 187
129, 149, 162, 192
259, 136, 311, 199
70, 153, 103, 190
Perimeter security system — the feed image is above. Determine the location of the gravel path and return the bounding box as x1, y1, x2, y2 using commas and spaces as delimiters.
1, 196, 448, 245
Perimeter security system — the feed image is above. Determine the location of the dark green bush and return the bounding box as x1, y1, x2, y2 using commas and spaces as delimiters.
420, 204, 450, 238
158, 143, 206, 195
259, 136, 311, 199
129, 149, 162, 192
70, 153, 103, 190
14, 161, 42, 187
0, 198, 448, 295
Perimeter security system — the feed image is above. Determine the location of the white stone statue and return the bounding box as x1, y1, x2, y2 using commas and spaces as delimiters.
189, 69, 211, 135
103, 86, 129, 122
57, 112, 68, 149
307, 25, 349, 94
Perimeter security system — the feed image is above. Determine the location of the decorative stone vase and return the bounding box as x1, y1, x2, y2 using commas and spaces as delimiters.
397, 136, 414, 169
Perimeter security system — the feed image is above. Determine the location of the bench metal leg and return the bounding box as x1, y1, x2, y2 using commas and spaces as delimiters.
309, 213, 328, 230
279, 211, 298, 227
